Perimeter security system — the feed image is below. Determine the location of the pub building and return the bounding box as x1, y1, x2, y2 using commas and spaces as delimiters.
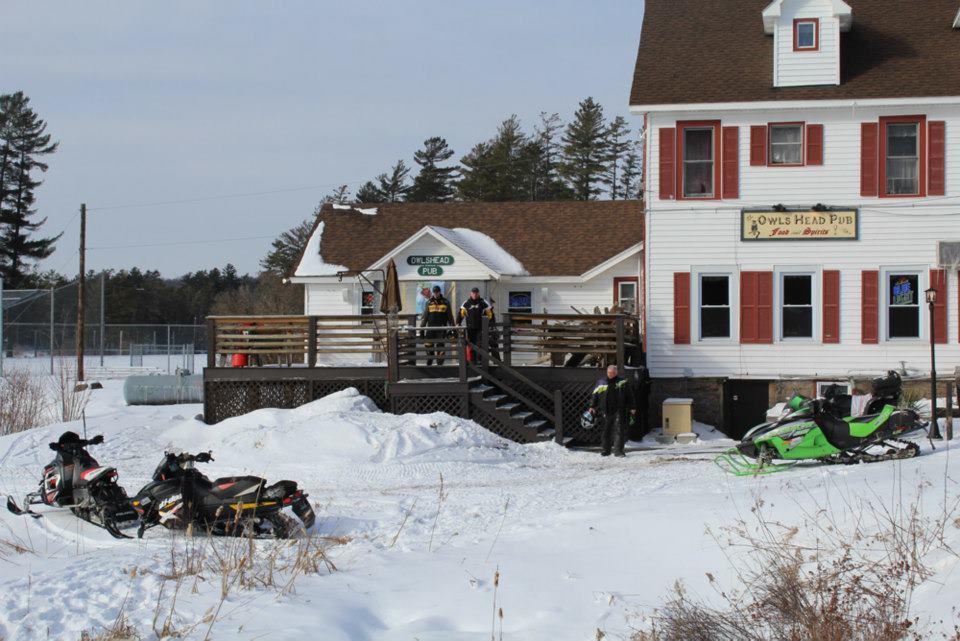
290, 200, 643, 364
631, 0, 960, 434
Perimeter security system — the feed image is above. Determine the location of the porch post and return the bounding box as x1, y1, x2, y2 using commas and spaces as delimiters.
615, 316, 626, 375
480, 315, 490, 371
206, 318, 216, 369
457, 331, 467, 383
386, 327, 399, 383
553, 390, 564, 445
502, 313, 513, 366
307, 316, 317, 368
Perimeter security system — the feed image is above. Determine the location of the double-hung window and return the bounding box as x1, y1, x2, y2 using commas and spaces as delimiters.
678, 122, 720, 199
884, 121, 921, 196
781, 274, 813, 339
699, 275, 731, 339
793, 19, 819, 51
769, 124, 804, 165
887, 272, 921, 339
614, 278, 638, 315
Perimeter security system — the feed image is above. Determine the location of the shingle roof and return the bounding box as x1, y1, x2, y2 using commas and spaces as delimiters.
630, 0, 960, 107
293, 201, 643, 278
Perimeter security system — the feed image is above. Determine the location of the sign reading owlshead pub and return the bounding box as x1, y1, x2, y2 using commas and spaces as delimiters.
741, 209, 859, 241
406, 255, 454, 266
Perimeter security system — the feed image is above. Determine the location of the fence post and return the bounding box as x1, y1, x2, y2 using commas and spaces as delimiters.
502, 313, 512, 366
946, 382, 955, 441
615, 316, 626, 375
553, 390, 564, 445
480, 315, 490, 371
457, 331, 467, 383
386, 327, 399, 383
307, 316, 318, 368
206, 318, 216, 369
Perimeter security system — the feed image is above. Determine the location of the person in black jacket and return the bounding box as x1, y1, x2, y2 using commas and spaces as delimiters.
457, 287, 493, 362
420, 286, 455, 366
588, 365, 636, 457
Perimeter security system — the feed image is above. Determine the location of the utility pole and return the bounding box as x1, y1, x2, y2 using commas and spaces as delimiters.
49, 286, 54, 375
99, 271, 105, 367
0, 277, 4, 378
77, 203, 86, 382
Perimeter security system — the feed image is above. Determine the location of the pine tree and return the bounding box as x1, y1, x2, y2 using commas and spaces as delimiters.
355, 181, 382, 203
324, 184, 350, 204
619, 143, 644, 200
528, 112, 574, 201
0, 91, 60, 287
407, 137, 457, 202
356, 159, 411, 203
457, 116, 531, 201
605, 116, 633, 200
260, 218, 314, 276
559, 97, 610, 200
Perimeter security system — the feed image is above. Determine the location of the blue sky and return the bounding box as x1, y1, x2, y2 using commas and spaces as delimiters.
1, 1, 645, 275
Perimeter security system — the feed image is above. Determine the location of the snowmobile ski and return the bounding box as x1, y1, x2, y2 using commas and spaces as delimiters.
6, 496, 42, 518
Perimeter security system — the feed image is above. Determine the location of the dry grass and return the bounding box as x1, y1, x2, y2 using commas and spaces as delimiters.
50, 360, 90, 423
633, 474, 960, 641
0, 368, 48, 435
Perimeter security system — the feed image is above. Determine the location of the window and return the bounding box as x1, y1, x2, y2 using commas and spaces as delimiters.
360, 290, 376, 315
885, 122, 920, 195
699, 275, 730, 338
769, 123, 804, 165
507, 291, 532, 314
816, 381, 851, 398
793, 19, 819, 51
781, 274, 813, 338
887, 273, 920, 338
677, 122, 720, 199
614, 278, 638, 314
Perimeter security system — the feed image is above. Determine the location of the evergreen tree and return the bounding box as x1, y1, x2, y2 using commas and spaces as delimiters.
605, 116, 632, 200
457, 116, 532, 201
619, 143, 644, 200
356, 160, 411, 203
559, 97, 610, 200
0, 91, 60, 287
528, 112, 574, 201
324, 184, 350, 204
260, 218, 314, 276
406, 137, 457, 202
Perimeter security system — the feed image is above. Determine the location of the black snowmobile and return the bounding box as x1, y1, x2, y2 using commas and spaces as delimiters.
6, 431, 139, 538
130, 451, 316, 538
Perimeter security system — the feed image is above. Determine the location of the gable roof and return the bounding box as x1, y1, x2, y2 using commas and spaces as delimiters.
292, 201, 643, 278
630, 0, 960, 108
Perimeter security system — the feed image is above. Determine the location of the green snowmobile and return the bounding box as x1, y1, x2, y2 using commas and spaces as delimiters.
716, 371, 928, 476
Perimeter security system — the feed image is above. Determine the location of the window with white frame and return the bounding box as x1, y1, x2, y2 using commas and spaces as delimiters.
794, 19, 818, 50
781, 274, 814, 338
699, 275, 731, 339
769, 124, 804, 165
887, 272, 921, 338
816, 381, 852, 398
616, 279, 638, 314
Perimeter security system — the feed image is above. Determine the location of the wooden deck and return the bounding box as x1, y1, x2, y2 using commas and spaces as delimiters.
202, 313, 645, 445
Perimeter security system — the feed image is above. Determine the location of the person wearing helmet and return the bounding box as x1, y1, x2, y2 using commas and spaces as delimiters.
588, 364, 636, 457
420, 285, 455, 366
457, 287, 493, 363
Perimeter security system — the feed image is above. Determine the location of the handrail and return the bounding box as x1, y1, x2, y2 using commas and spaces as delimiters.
466, 361, 556, 426
466, 341, 554, 414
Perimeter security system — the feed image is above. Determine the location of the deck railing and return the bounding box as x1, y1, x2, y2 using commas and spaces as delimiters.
206, 313, 641, 370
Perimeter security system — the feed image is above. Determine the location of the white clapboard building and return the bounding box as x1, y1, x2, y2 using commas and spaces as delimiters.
630, 0, 960, 432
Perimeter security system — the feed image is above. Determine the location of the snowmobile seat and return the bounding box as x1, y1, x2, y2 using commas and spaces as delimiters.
208, 476, 266, 499
815, 410, 863, 450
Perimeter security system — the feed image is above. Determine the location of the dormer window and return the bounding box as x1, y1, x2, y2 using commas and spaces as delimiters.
793, 18, 819, 51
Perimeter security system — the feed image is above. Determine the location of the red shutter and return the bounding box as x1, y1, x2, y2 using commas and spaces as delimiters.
807, 124, 824, 166
861, 270, 879, 344
740, 271, 773, 344
860, 123, 879, 197
740, 272, 758, 343
931, 269, 947, 344
659, 128, 677, 200
757, 271, 773, 344
823, 270, 840, 344
673, 272, 690, 344
750, 126, 767, 166
929, 121, 946, 196
722, 126, 739, 199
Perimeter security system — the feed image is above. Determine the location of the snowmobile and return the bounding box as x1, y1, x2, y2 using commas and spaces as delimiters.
6, 431, 139, 538
715, 371, 928, 476
130, 450, 316, 538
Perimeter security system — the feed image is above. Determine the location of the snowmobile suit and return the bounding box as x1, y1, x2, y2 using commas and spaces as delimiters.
458, 297, 493, 362
590, 376, 634, 456
421, 294, 455, 366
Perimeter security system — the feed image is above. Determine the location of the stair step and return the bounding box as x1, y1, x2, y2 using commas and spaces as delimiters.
472, 384, 494, 393
513, 411, 534, 421
536, 429, 556, 441
527, 419, 548, 430
486, 394, 507, 404
499, 402, 519, 412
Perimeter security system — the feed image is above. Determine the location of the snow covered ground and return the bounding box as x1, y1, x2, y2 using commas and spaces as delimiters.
1, 382, 959, 640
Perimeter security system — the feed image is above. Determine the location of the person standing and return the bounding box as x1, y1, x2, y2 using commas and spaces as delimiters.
457, 287, 492, 362
415, 286, 431, 323
421, 285, 454, 366
589, 365, 636, 457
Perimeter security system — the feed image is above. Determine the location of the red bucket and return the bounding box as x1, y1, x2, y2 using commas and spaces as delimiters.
231, 353, 248, 368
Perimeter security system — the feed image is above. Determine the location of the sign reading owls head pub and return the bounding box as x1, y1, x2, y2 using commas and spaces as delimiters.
741, 209, 859, 241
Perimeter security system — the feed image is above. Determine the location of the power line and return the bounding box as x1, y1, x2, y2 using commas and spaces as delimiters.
87, 234, 276, 251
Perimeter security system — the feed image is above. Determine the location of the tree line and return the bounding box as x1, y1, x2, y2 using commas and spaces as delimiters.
262, 97, 644, 275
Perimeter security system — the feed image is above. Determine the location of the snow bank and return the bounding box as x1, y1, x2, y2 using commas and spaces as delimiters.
293, 221, 348, 277
162, 388, 512, 467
